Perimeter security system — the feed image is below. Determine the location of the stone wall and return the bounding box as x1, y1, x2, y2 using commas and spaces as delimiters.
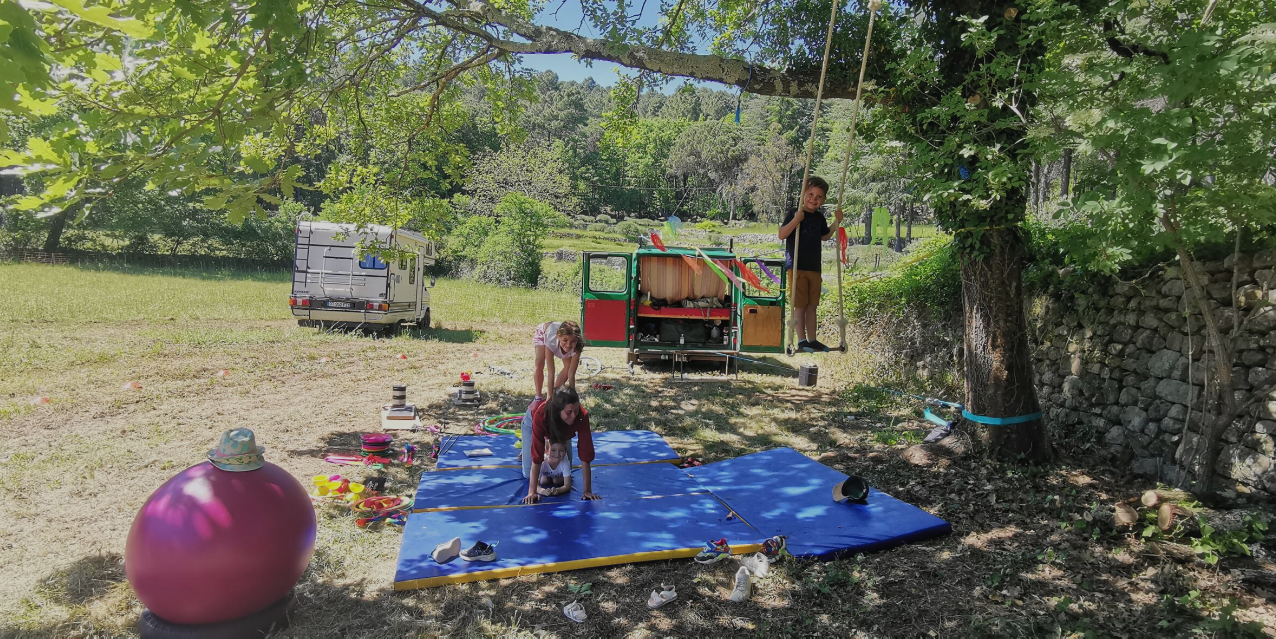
1031, 249, 1276, 498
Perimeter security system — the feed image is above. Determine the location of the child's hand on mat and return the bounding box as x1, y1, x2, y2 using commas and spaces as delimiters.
537, 486, 552, 496
523, 492, 541, 504
581, 492, 601, 501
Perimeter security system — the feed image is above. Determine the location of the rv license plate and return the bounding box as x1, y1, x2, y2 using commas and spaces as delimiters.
327, 301, 353, 309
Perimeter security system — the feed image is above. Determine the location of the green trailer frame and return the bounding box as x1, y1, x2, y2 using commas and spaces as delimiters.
580, 245, 788, 375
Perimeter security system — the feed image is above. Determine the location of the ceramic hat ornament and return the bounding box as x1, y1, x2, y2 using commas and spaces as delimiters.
208, 428, 267, 472
833, 475, 870, 504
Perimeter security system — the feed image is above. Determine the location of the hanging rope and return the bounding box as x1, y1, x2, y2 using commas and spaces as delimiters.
786, 0, 843, 352
832, 0, 882, 353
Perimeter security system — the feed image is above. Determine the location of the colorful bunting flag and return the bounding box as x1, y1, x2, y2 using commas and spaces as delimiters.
755, 259, 782, 285
650, 231, 666, 251
680, 252, 702, 274
838, 227, 849, 265
733, 259, 770, 293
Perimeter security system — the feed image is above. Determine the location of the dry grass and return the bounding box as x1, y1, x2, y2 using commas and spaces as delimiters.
1, 263, 1273, 638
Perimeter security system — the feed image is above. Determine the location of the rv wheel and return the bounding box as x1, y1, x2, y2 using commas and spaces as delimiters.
421, 309, 431, 329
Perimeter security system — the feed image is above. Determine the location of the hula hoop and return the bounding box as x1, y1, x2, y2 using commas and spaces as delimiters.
480, 413, 524, 436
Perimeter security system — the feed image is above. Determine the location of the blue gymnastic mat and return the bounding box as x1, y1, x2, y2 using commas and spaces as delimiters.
394, 493, 763, 589
688, 447, 952, 560
434, 430, 681, 470
414, 462, 707, 512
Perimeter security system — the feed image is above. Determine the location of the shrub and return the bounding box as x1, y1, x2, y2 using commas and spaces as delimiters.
695, 220, 721, 231
595, 214, 613, 224
470, 194, 555, 287
587, 223, 607, 233
842, 235, 961, 321
615, 220, 643, 242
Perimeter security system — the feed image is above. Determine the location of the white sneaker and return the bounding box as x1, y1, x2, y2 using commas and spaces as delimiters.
729, 566, 751, 602
738, 552, 770, 578
432, 537, 461, 563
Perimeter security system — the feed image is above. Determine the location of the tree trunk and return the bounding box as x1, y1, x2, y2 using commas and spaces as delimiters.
906, 202, 913, 244
41, 203, 82, 252
1031, 162, 1042, 210
959, 222, 1052, 462
894, 212, 902, 253
1060, 148, 1072, 198
863, 206, 872, 244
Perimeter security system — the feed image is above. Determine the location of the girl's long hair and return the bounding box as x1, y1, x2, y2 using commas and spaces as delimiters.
542, 387, 581, 443
557, 320, 585, 352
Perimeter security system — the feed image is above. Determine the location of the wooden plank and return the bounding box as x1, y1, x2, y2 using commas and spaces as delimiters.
742, 305, 782, 347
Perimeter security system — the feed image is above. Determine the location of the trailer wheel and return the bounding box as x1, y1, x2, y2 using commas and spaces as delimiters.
421, 309, 431, 330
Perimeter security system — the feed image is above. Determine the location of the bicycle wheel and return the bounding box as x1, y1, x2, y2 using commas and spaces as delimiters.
577, 355, 603, 379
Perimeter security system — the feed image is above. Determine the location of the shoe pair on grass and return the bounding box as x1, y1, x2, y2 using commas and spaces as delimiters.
432, 537, 498, 563
797, 340, 831, 353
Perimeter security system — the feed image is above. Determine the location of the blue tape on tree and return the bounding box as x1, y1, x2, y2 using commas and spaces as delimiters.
961, 409, 1043, 426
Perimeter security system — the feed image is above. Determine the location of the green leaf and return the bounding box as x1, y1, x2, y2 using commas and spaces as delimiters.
48, 0, 154, 38
13, 195, 46, 211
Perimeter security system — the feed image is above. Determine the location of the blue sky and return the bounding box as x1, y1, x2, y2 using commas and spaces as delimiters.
517, 1, 723, 93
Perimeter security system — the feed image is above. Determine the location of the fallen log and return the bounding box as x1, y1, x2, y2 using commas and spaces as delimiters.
1142, 488, 1195, 508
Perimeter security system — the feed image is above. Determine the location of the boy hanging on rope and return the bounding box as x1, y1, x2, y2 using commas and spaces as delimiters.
778, 176, 842, 353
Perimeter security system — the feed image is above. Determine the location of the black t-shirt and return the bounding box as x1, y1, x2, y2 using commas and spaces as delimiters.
782, 207, 830, 272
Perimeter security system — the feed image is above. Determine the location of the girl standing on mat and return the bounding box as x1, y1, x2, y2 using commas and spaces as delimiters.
532, 320, 583, 400
522, 388, 601, 504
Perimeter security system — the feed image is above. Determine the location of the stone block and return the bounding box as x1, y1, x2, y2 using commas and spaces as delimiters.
1233, 367, 1252, 390
1256, 420, 1276, 435
1165, 266, 1183, 279
1161, 418, 1185, 434
1148, 399, 1172, 421
1246, 433, 1276, 457
1131, 434, 1153, 457
1215, 307, 1238, 332
1223, 422, 1246, 443
1123, 374, 1140, 388
1164, 312, 1186, 329
1148, 349, 1183, 377
1141, 378, 1159, 399
1224, 252, 1253, 271
1172, 357, 1191, 381
1212, 270, 1233, 282
1177, 430, 1202, 467
1106, 342, 1123, 356
1166, 332, 1185, 352
1238, 284, 1264, 309
1156, 378, 1201, 405
1112, 325, 1133, 344
1168, 403, 1188, 421
1105, 425, 1128, 446
1152, 336, 1166, 351
1087, 362, 1102, 375
1208, 282, 1233, 301
1254, 250, 1276, 270
1114, 282, 1136, 296
1161, 279, 1186, 297
1218, 445, 1273, 484
1157, 296, 1178, 311
1142, 296, 1161, 311
1093, 322, 1110, 337
1061, 375, 1083, 399
1250, 308, 1276, 333
1145, 420, 1161, 436
1121, 405, 1149, 433
1119, 386, 1140, 406
1257, 269, 1276, 290
1242, 350, 1268, 367
1102, 405, 1124, 423
1125, 311, 1141, 326
1132, 457, 1160, 477
1249, 367, 1276, 389
1134, 328, 1155, 349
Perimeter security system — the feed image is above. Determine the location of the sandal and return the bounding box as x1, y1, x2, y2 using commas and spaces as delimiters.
563, 601, 587, 623
647, 584, 677, 609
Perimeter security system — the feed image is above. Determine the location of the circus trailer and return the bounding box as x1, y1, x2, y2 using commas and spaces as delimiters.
580, 245, 787, 374
290, 220, 437, 333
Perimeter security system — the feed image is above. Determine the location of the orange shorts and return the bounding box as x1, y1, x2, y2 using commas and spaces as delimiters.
788, 270, 821, 308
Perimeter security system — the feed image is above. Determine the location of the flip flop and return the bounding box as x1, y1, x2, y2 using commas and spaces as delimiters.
647, 584, 677, 609
563, 601, 587, 623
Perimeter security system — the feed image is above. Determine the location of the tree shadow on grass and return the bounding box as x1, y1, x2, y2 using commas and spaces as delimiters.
0, 552, 137, 638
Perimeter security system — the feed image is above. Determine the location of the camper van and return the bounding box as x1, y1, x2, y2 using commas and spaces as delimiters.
580, 245, 788, 374
289, 220, 437, 333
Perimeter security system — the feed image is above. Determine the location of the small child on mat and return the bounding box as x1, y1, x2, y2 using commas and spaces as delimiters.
537, 440, 572, 497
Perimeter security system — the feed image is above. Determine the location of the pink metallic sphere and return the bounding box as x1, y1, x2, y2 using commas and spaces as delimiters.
125, 461, 316, 625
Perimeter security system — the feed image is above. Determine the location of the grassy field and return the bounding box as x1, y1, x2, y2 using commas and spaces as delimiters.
1, 261, 1271, 638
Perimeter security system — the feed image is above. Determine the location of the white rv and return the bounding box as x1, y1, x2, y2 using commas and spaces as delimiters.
289, 220, 437, 333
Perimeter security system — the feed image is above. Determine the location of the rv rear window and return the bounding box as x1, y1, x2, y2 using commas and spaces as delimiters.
359, 254, 387, 270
